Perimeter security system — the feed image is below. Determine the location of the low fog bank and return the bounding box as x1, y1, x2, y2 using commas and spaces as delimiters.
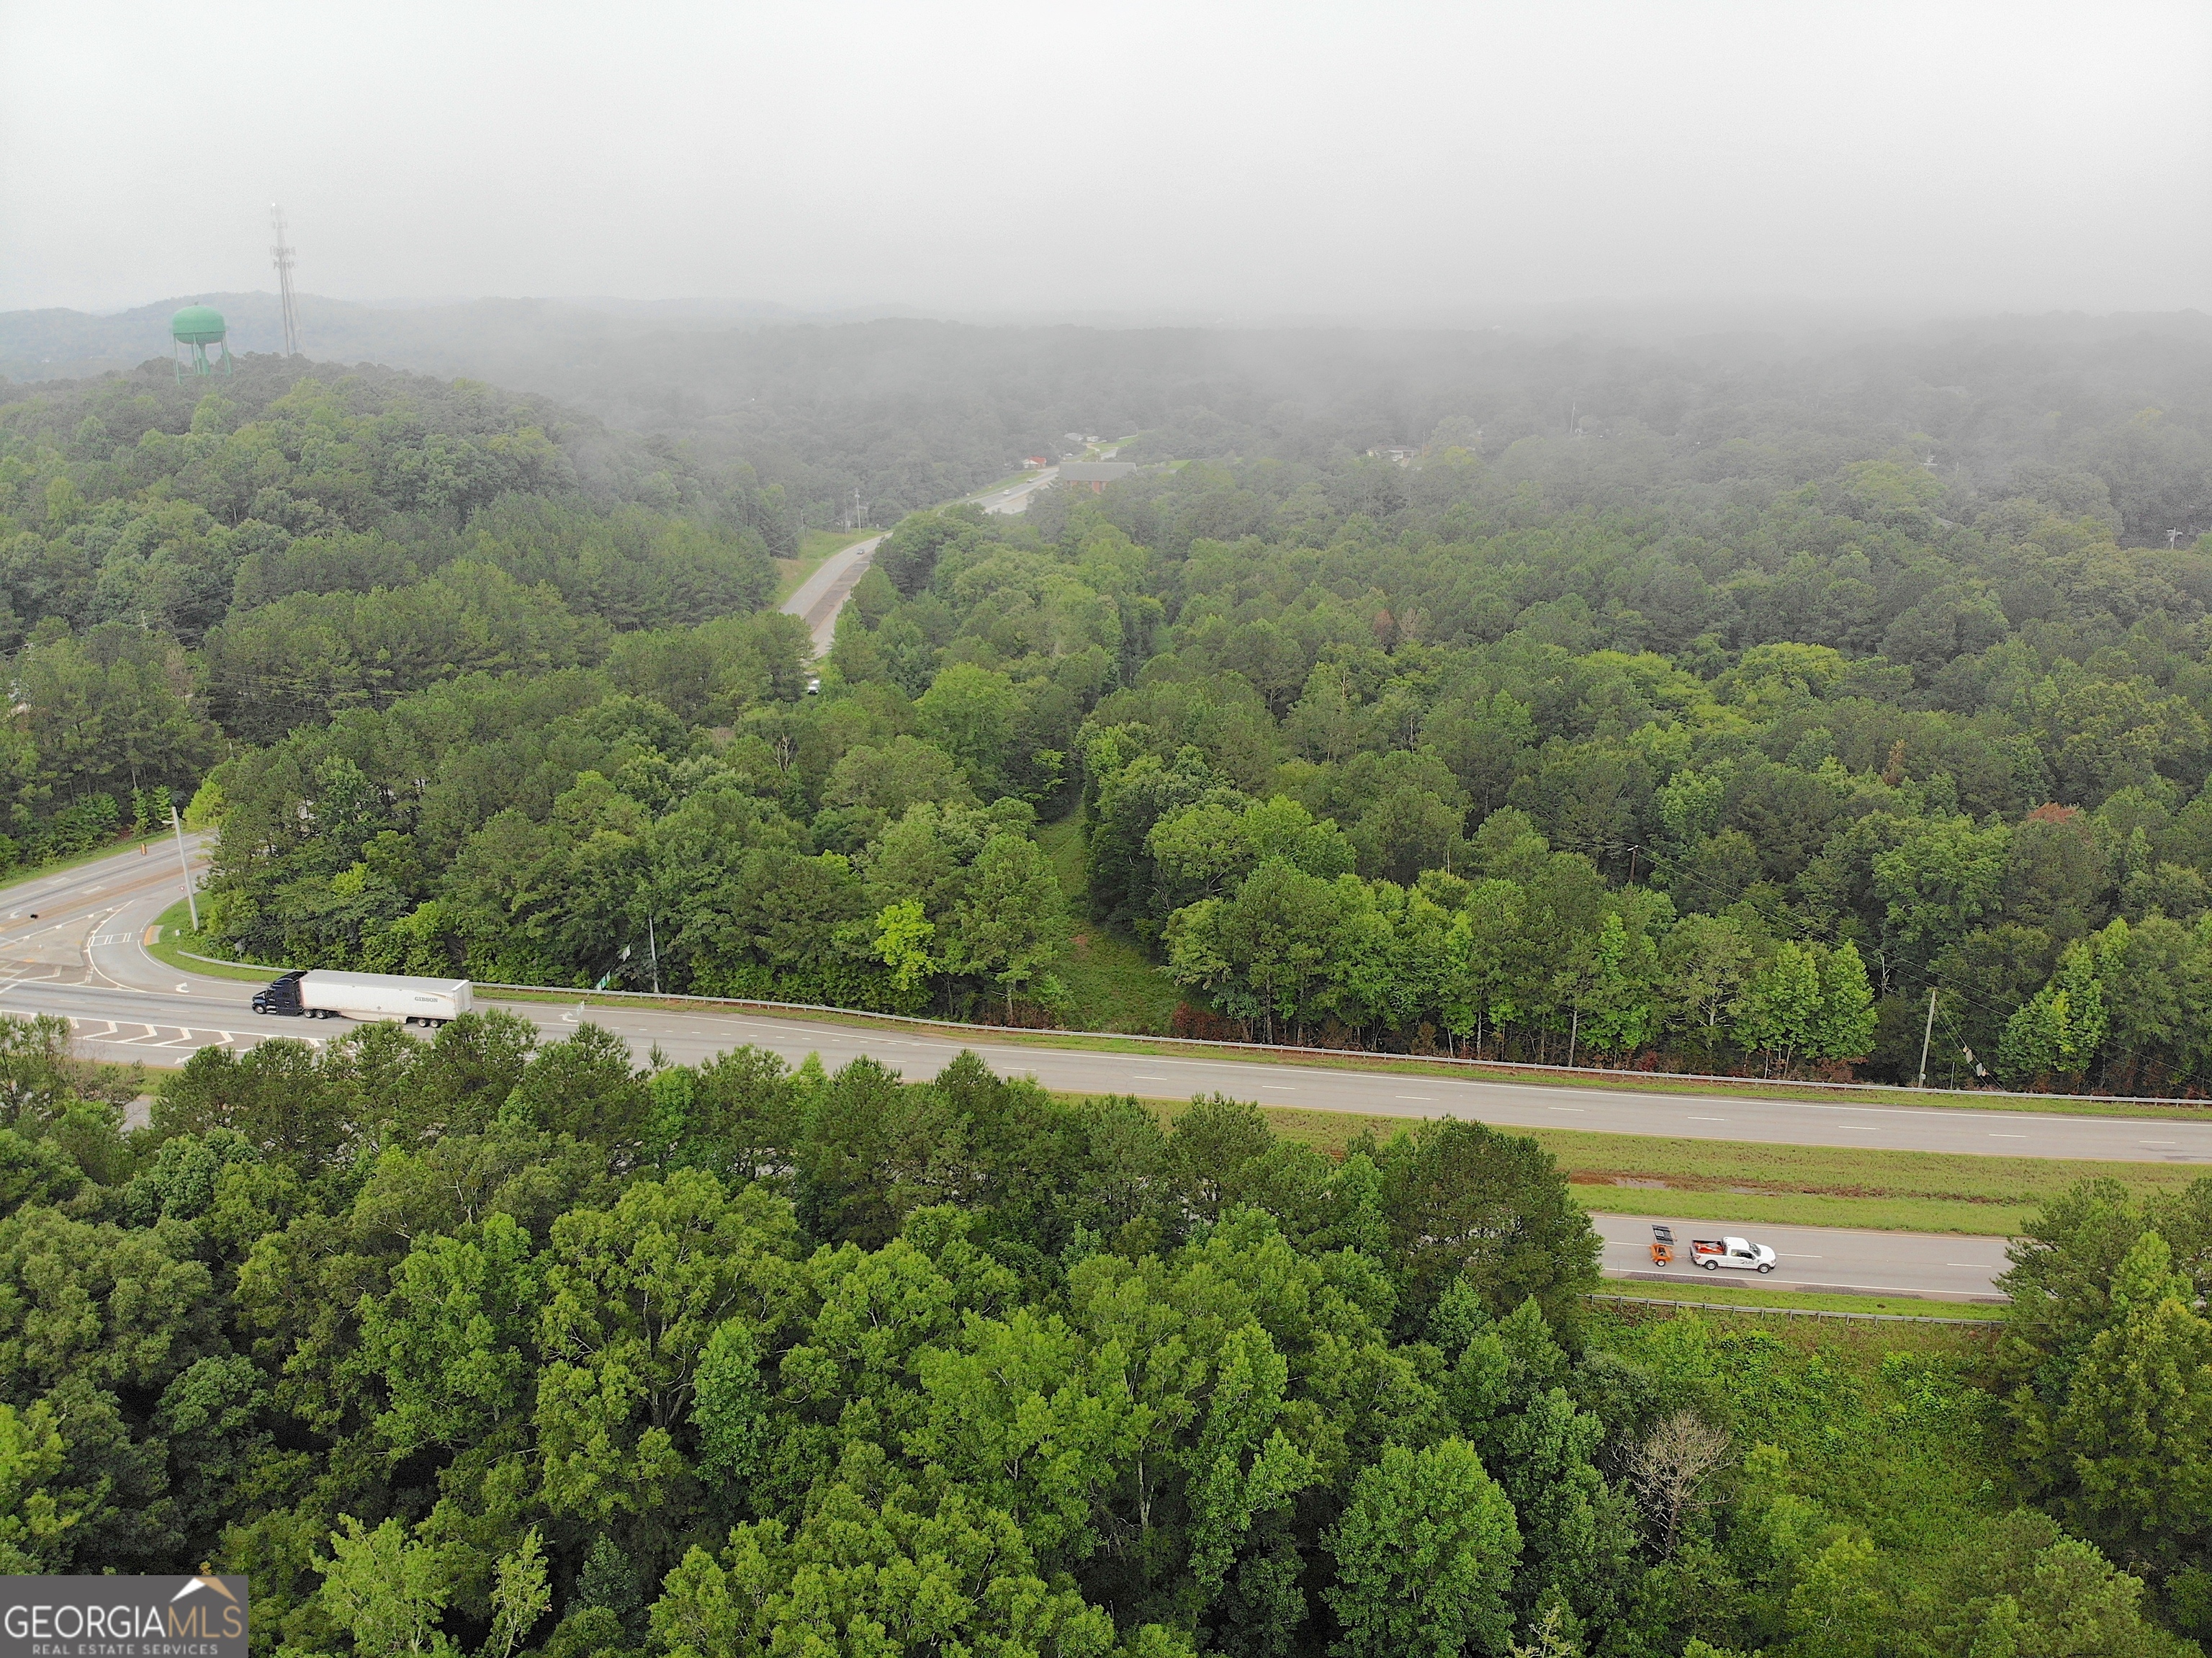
13, 292, 2211, 387
9, 299, 2211, 546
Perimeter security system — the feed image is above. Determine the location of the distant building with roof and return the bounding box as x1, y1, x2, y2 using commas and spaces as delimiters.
1058, 461, 1139, 493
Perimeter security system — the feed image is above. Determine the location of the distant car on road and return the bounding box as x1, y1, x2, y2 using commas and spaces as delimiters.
1690, 1236, 1777, 1273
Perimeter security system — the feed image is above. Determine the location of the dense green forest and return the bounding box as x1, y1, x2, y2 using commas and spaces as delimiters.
199, 362, 2212, 1091
7, 326, 2212, 1654
0, 1010, 2203, 1657
0, 360, 783, 863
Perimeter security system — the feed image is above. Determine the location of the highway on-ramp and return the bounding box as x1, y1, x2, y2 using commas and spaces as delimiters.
8, 838, 2162, 1301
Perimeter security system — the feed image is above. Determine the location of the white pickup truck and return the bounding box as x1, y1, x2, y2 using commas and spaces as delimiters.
1690, 1236, 1777, 1273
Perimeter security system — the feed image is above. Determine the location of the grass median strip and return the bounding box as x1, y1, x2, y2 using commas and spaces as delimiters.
1588, 1279, 2008, 1322
128, 913, 2212, 1155
1249, 1105, 2200, 1236
774, 526, 881, 604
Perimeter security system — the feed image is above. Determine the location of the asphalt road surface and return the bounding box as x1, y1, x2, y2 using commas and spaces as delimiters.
24, 841, 2212, 1174
19, 837, 2185, 1301
775, 470, 1048, 658
779, 533, 885, 655
973, 467, 1057, 515
1593, 1214, 2012, 1301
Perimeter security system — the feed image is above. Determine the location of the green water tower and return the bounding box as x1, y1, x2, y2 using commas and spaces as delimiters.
171, 303, 233, 382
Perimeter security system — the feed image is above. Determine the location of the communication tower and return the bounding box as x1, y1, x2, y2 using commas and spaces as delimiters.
171, 305, 233, 382
270, 205, 303, 356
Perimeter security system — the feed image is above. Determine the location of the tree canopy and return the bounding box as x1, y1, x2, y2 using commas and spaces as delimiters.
0, 1008, 2191, 1656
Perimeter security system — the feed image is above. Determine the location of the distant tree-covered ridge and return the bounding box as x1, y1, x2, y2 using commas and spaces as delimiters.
19, 310, 2209, 543
0, 360, 781, 864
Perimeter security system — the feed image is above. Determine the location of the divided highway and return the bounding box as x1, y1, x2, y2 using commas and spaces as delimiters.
12, 836, 2164, 1301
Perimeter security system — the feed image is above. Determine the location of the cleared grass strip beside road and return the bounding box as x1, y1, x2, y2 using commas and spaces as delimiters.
148, 902, 269, 981
774, 526, 881, 604
1251, 1106, 2198, 1235
1591, 1281, 2007, 1322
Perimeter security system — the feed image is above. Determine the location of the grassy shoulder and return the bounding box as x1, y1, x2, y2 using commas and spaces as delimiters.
961, 470, 1047, 501
774, 527, 879, 604
148, 900, 281, 982
1250, 1103, 2193, 1236
1591, 1279, 2007, 1322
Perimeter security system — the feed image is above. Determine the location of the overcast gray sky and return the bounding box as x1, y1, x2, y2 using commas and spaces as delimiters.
4, 0, 2208, 319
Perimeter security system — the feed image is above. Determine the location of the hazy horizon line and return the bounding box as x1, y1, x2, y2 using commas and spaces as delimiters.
27, 289, 2212, 335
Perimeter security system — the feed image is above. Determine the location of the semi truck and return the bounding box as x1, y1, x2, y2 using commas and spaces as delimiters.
251, 969, 472, 1026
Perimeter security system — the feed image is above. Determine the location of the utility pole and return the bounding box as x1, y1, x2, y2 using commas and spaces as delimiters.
169, 802, 198, 931
1915, 985, 1938, 1088
647, 913, 660, 995
270, 205, 303, 357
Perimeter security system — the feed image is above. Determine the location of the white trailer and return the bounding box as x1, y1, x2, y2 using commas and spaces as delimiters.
253, 969, 472, 1026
